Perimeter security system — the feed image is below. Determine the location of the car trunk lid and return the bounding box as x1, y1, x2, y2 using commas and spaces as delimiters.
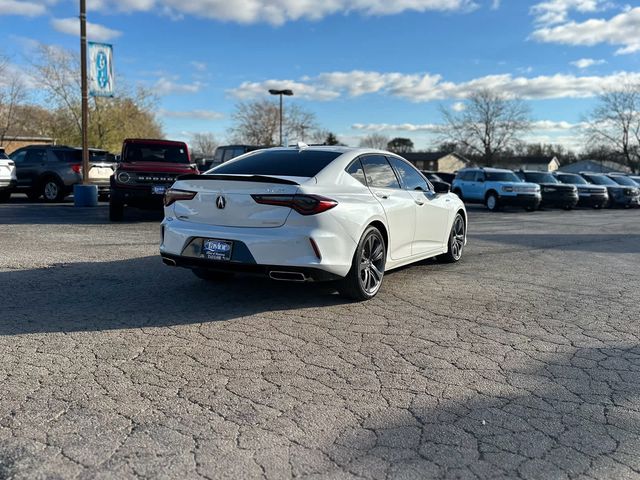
170, 174, 306, 228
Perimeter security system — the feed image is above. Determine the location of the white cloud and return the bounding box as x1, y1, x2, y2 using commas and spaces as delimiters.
570, 58, 606, 68
0, 0, 48, 16
229, 79, 339, 101
87, 0, 477, 25
530, 0, 608, 26
160, 109, 223, 120
190, 61, 207, 72
352, 123, 441, 132
229, 70, 640, 103
491, 0, 500, 9
51, 17, 122, 42
452, 101, 466, 111
531, 6, 640, 55
153, 77, 206, 95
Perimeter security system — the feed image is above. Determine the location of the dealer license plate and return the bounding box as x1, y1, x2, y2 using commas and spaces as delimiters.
202, 239, 233, 261
152, 185, 166, 195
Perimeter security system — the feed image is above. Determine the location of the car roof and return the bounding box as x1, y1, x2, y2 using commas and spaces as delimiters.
460, 167, 513, 173
123, 138, 187, 146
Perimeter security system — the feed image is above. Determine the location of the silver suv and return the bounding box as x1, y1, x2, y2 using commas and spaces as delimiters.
9, 146, 116, 202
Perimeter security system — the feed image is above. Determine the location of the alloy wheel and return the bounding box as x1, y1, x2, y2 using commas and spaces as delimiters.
44, 181, 59, 201
358, 233, 385, 296
450, 215, 465, 261
486, 195, 497, 211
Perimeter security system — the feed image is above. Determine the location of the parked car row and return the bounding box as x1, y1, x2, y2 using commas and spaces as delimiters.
451, 167, 640, 211
1, 145, 117, 202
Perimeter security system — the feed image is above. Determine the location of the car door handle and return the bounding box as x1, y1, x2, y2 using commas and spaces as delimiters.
415, 199, 425, 206
375, 191, 390, 199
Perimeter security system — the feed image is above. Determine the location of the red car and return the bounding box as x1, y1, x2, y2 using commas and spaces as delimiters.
109, 139, 198, 221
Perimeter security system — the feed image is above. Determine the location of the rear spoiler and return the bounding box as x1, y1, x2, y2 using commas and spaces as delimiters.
176, 174, 300, 186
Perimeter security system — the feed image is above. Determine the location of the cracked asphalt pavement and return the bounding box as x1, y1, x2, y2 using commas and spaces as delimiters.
1, 199, 639, 479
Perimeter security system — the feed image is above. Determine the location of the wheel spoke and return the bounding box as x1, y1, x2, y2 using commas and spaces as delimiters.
371, 243, 384, 261
370, 264, 382, 282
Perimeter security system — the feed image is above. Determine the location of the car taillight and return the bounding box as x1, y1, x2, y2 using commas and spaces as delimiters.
251, 194, 338, 215
71, 164, 82, 174
164, 188, 197, 206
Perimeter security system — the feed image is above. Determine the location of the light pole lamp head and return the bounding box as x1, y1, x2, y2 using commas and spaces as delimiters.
269, 89, 294, 96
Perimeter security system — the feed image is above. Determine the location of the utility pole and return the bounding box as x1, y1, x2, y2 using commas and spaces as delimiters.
80, 0, 89, 184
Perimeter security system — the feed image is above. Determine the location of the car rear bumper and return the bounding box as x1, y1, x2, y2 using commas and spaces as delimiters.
160, 217, 356, 278
0, 179, 16, 190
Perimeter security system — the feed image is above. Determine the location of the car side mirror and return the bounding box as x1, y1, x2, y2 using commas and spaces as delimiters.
433, 183, 450, 194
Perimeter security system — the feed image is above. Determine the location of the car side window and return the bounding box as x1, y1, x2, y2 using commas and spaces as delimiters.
387, 157, 430, 191
474, 172, 485, 182
346, 159, 367, 186
457, 171, 473, 181
361, 155, 400, 189
25, 149, 47, 164
10, 150, 27, 164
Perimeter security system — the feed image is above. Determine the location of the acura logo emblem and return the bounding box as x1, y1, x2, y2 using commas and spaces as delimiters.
216, 195, 226, 209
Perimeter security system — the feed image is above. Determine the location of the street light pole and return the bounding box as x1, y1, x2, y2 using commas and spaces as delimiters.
80, 0, 89, 184
268, 89, 293, 146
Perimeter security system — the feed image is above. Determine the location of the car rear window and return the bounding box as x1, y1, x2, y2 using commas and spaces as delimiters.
524, 172, 558, 184
124, 143, 189, 164
210, 150, 342, 177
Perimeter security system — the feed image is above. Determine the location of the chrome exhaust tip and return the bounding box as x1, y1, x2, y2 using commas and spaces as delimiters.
269, 271, 307, 282
162, 257, 177, 267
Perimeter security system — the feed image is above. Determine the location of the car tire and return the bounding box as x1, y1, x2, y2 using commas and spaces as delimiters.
485, 192, 499, 211
437, 213, 466, 263
337, 226, 386, 301
109, 199, 124, 221
98, 193, 109, 202
192, 268, 234, 282
41, 177, 65, 202
563, 205, 573, 211
0, 191, 11, 202
525, 206, 536, 212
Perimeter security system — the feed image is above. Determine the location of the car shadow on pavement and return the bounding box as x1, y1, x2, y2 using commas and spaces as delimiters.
327, 345, 640, 479
472, 233, 640, 254
0, 256, 350, 336
0, 203, 163, 225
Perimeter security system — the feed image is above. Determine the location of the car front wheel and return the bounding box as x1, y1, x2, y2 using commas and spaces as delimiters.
338, 226, 386, 301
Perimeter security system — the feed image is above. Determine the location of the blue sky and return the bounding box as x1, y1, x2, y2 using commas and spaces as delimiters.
1, 0, 639, 150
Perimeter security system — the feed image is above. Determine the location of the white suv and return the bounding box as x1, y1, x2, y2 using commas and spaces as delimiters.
0, 149, 17, 202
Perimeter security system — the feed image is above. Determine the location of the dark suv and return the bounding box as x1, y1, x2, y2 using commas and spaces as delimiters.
109, 139, 198, 221
515, 170, 578, 210
9, 145, 116, 202
580, 172, 640, 208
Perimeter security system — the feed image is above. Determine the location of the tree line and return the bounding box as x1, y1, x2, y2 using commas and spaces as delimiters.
0, 45, 162, 154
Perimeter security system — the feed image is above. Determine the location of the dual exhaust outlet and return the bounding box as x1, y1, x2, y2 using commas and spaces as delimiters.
162, 257, 307, 282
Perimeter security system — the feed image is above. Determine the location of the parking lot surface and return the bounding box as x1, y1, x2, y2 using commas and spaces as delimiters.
1, 200, 639, 479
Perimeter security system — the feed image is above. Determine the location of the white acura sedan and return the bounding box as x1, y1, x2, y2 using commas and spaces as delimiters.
160, 145, 467, 300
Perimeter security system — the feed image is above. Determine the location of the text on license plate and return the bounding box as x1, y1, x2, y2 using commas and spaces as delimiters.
152, 185, 166, 195
202, 239, 233, 261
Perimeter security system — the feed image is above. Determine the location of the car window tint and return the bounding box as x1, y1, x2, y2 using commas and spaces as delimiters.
10, 150, 27, 164
25, 149, 47, 163
388, 157, 429, 190
475, 172, 485, 182
213, 149, 224, 162
457, 171, 473, 181
212, 150, 341, 177
361, 155, 400, 189
346, 159, 367, 185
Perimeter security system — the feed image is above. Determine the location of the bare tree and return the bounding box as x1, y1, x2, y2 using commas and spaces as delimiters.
0, 57, 27, 146
359, 133, 389, 150
440, 89, 531, 167
229, 99, 318, 146
191, 132, 218, 157
585, 83, 640, 173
